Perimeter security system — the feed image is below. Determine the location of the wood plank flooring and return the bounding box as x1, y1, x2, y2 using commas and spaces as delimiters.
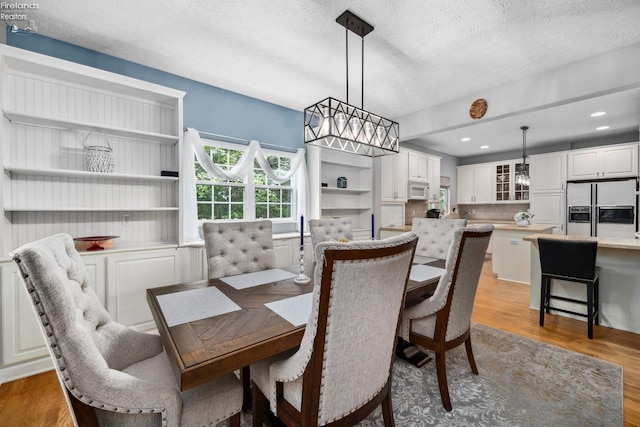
1, 260, 639, 426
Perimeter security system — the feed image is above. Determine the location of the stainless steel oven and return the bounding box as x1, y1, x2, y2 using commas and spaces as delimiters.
568, 206, 591, 223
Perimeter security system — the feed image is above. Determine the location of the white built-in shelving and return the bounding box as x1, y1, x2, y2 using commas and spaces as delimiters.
307, 145, 373, 232
0, 45, 185, 255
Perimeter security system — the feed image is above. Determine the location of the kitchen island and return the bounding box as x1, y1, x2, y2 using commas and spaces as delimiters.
523, 234, 640, 334
491, 223, 554, 283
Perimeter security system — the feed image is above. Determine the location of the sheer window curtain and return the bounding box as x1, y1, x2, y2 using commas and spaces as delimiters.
181, 128, 308, 244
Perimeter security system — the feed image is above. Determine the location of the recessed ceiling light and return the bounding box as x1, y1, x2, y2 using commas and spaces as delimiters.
480, 145, 489, 149
461, 137, 471, 142
596, 125, 610, 131
591, 111, 607, 117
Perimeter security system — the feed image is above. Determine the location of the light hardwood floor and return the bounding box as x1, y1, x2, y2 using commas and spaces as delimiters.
1, 260, 639, 426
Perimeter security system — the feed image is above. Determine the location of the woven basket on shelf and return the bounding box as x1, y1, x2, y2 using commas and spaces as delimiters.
84, 131, 114, 173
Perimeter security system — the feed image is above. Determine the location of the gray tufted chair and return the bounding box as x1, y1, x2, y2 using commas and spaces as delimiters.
11, 233, 242, 427
411, 218, 467, 262
401, 225, 493, 412
251, 232, 418, 427
203, 220, 277, 279
308, 218, 353, 248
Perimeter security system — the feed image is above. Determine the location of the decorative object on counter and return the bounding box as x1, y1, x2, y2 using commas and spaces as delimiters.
515, 126, 530, 186
514, 211, 533, 226
469, 98, 488, 119
294, 215, 310, 284
83, 130, 115, 173
426, 209, 441, 218
337, 176, 348, 188
73, 235, 119, 251
303, 10, 399, 157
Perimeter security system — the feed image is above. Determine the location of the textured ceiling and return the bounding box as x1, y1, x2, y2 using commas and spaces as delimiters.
15, 0, 640, 157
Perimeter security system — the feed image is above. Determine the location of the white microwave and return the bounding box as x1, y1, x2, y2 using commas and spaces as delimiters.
408, 182, 429, 200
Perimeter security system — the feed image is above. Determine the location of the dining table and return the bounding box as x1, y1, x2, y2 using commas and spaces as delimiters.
146, 259, 445, 407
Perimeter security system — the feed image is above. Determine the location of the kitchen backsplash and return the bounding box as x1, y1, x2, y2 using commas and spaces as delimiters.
457, 203, 530, 221
404, 201, 531, 225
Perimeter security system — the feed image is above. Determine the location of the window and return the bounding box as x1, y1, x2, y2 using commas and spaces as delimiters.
439, 187, 450, 215
195, 140, 295, 221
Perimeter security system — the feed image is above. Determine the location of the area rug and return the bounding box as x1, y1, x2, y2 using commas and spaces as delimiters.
239, 323, 623, 426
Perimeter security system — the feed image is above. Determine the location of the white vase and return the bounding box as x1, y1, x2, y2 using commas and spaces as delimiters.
516, 220, 529, 227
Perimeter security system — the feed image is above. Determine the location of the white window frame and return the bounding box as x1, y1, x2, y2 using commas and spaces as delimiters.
195, 139, 298, 224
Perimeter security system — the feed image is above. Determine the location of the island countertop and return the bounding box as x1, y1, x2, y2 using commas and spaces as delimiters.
523, 233, 640, 251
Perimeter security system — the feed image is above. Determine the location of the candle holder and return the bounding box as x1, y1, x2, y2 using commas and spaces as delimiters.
293, 244, 311, 285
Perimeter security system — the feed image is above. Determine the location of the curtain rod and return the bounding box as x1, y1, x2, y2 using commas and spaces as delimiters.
184, 128, 299, 153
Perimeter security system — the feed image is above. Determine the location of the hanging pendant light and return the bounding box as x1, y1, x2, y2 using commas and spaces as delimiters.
515, 126, 530, 186
303, 10, 399, 157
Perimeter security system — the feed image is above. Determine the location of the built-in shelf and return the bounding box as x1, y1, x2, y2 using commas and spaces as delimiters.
321, 187, 370, 194
4, 166, 179, 182
321, 159, 371, 170
3, 110, 179, 145
5, 207, 179, 212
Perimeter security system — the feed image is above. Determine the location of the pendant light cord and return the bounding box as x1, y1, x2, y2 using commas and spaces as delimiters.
345, 28, 349, 104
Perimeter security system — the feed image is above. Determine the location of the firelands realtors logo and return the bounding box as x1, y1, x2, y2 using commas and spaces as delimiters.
1, 2, 39, 21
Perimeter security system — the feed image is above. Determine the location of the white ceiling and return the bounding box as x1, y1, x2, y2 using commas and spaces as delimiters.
16, 0, 640, 157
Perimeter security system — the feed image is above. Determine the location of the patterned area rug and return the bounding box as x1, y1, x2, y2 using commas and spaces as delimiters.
239, 323, 623, 426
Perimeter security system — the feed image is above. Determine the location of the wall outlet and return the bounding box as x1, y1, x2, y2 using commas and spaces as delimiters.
122, 214, 131, 226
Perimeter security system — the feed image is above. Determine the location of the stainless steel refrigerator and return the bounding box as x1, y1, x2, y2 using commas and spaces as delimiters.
566, 179, 637, 238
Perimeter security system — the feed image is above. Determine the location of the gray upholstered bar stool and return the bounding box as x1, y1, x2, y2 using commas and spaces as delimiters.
538, 238, 600, 339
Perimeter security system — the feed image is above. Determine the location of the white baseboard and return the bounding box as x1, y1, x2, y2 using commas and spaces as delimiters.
0, 357, 53, 383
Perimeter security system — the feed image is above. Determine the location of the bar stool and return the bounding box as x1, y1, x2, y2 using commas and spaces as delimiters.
538, 238, 600, 339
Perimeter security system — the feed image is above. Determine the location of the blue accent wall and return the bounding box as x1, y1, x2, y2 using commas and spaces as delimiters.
8, 33, 303, 149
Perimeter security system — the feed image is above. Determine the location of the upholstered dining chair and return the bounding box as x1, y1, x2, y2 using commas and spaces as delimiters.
251, 232, 418, 427
203, 219, 277, 279
411, 218, 468, 263
11, 233, 242, 427
308, 218, 353, 247
400, 225, 493, 411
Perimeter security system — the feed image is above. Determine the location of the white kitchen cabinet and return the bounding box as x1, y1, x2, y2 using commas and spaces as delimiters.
530, 152, 567, 192
530, 192, 566, 234
307, 145, 373, 233
408, 151, 428, 182
426, 155, 441, 203
567, 143, 638, 180
457, 163, 492, 204
492, 159, 530, 203
381, 151, 408, 202
0, 45, 185, 256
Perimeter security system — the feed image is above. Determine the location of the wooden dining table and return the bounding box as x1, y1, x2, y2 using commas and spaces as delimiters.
146, 260, 444, 402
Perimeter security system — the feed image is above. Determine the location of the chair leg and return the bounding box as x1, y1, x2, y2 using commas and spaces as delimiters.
594, 278, 600, 325
435, 351, 452, 412
228, 412, 241, 427
241, 366, 251, 411
539, 277, 547, 327
381, 390, 396, 427
587, 283, 594, 339
252, 382, 266, 427
464, 336, 479, 375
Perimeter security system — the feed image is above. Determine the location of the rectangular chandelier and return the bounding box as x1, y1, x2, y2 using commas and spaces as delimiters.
304, 97, 400, 157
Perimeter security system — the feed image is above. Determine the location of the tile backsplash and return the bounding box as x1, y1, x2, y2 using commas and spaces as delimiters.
457, 203, 530, 221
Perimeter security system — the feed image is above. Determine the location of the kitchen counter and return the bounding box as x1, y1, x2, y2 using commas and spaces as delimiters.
525, 233, 640, 334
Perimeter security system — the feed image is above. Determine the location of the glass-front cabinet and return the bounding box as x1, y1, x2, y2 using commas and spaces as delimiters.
493, 160, 529, 203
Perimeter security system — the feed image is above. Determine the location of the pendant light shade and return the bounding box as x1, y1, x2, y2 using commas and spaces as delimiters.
515, 125, 530, 186
303, 11, 399, 157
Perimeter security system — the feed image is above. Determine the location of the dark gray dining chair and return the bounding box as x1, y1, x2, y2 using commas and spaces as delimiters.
11, 233, 242, 427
